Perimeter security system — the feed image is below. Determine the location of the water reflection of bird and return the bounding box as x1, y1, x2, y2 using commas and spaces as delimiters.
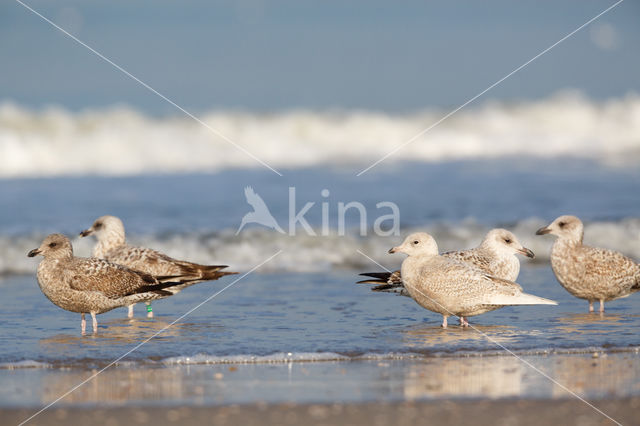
401, 324, 517, 347
548, 354, 638, 398
552, 313, 625, 335
236, 186, 285, 234
41, 365, 188, 404
39, 318, 188, 347
402, 356, 524, 400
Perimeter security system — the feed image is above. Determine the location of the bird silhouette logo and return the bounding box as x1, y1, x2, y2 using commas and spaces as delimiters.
236, 186, 286, 235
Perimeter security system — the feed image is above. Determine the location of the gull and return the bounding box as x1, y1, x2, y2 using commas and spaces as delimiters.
80, 215, 237, 318
28, 234, 183, 334
236, 186, 285, 234
536, 215, 640, 312
358, 228, 535, 297
387, 232, 556, 327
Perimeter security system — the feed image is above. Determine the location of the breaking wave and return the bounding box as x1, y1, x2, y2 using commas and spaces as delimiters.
3, 217, 639, 277
1, 90, 640, 178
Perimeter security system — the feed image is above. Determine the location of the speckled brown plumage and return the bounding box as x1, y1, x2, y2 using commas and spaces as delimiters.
358, 229, 534, 297
80, 215, 237, 318
537, 215, 640, 312
27, 234, 180, 334
387, 233, 555, 327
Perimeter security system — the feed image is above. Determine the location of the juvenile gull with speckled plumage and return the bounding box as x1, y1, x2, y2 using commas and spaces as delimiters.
358, 229, 535, 299
80, 215, 237, 318
536, 215, 640, 312
28, 234, 184, 334
387, 232, 556, 327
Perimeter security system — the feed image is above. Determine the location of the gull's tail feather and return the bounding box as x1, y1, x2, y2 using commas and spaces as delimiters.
358, 272, 393, 284
154, 267, 239, 295
157, 262, 237, 283
357, 271, 403, 290
357, 272, 408, 295
367, 284, 408, 295
357, 280, 392, 289
487, 292, 558, 306
194, 264, 232, 278
200, 268, 239, 282
133, 280, 185, 297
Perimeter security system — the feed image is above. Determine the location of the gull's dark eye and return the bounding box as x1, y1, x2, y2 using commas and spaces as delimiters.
413, 240, 419, 245
558, 222, 566, 228
48, 242, 57, 248
504, 238, 512, 244
95, 222, 102, 229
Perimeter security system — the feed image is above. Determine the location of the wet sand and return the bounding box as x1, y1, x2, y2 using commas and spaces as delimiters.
4, 397, 637, 426
3, 352, 639, 425
2, 352, 640, 407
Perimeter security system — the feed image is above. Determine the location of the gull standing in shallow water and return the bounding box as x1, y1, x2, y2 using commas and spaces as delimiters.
536, 215, 640, 313
388, 232, 556, 327
28, 234, 184, 334
80, 215, 237, 318
359, 228, 535, 297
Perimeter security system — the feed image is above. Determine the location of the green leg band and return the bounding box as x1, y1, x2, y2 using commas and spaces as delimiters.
146, 304, 153, 313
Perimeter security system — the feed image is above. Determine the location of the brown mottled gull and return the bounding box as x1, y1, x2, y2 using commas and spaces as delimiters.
80, 215, 237, 318
358, 228, 535, 297
27, 234, 182, 334
388, 232, 556, 328
536, 215, 640, 312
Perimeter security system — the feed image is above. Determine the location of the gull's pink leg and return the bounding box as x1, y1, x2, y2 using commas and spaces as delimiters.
91, 312, 98, 334
599, 300, 605, 313
127, 305, 134, 319
460, 316, 469, 327
81, 313, 86, 335
589, 301, 594, 313
441, 316, 448, 328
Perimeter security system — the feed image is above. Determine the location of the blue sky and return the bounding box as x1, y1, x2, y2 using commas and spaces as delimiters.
1, 0, 638, 113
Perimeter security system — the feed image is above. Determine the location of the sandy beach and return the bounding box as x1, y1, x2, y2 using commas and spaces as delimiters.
5, 397, 638, 426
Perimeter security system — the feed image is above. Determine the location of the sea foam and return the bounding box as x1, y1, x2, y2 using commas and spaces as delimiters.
4, 217, 640, 276
1, 90, 639, 178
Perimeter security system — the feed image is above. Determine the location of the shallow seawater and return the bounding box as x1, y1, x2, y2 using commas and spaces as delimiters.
1, 266, 639, 367
1, 159, 640, 408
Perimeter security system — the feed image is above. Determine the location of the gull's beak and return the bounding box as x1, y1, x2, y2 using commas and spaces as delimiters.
535, 227, 551, 236
388, 247, 398, 254
27, 248, 41, 257
518, 247, 535, 259
79, 228, 93, 237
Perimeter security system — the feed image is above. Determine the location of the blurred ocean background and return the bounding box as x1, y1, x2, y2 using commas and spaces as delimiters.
1, 0, 639, 408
